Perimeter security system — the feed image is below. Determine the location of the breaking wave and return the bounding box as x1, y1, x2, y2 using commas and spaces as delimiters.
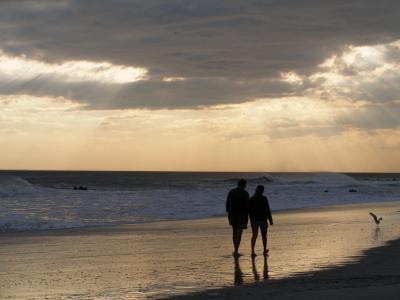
0, 171, 399, 232
0, 176, 37, 197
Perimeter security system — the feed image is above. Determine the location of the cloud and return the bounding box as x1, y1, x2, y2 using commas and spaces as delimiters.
308, 41, 400, 103
2, 1, 400, 78
0, 73, 300, 109
0, 50, 147, 84
335, 102, 400, 130
0, 0, 400, 110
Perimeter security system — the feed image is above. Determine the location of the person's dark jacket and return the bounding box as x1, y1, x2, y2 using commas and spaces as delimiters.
248, 194, 273, 224
226, 187, 249, 215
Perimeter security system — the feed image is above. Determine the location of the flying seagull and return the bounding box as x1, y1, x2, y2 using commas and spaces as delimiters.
369, 212, 383, 225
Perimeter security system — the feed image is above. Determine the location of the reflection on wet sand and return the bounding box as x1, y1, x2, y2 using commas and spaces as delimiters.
251, 255, 269, 282
234, 255, 269, 286
2, 202, 400, 300
251, 256, 260, 281
373, 226, 382, 241
263, 256, 269, 280
233, 256, 244, 286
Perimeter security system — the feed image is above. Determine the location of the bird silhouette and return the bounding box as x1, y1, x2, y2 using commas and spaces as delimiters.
369, 212, 383, 225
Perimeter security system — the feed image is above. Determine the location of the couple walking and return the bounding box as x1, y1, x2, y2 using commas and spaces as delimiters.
226, 179, 273, 257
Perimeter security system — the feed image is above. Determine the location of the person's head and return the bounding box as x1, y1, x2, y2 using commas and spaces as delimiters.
237, 179, 247, 189
255, 185, 264, 195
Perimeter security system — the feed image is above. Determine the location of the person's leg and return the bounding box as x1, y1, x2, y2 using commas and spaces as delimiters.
260, 224, 268, 254
251, 223, 259, 256
233, 227, 243, 255
232, 227, 238, 254
236, 228, 243, 254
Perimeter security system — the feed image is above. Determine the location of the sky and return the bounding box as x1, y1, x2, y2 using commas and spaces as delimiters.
1, 0, 400, 172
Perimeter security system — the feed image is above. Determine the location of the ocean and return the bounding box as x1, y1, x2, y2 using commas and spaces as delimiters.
0, 171, 399, 232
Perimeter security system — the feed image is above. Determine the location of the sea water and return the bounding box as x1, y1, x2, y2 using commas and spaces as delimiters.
0, 171, 399, 231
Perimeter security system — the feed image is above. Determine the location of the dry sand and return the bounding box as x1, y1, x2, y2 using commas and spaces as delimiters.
1, 201, 400, 299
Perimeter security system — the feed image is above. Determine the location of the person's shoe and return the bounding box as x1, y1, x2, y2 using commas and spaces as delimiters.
263, 249, 269, 256
251, 252, 257, 257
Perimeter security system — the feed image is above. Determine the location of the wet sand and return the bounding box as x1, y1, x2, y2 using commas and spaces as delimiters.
170, 238, 400, 300
1, 201, 400, 299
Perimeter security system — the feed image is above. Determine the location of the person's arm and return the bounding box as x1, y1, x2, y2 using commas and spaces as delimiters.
245, 191, 250, 211
265, 197, 273, 225
226, 190, 232, 213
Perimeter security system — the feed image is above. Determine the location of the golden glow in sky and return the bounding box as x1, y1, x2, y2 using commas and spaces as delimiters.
0, 50, 148, 84
1, 41, 400, 171
1, 96, 399, 172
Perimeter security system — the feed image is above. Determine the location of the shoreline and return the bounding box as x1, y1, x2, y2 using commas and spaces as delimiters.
1, 201, 399, 299
2, 199, 399, 236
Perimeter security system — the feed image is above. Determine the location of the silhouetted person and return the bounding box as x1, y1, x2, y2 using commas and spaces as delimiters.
249, 185, 273, 256
226, 179, 249, 257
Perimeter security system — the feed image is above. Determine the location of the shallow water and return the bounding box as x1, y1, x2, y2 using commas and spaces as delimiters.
0, 202, 400, 299
1, 171, 399, 231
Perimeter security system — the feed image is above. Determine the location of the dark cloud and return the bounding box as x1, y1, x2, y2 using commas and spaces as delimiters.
0, 75, 301, 109
2, 0, 400, 79
0, 0, 400, 109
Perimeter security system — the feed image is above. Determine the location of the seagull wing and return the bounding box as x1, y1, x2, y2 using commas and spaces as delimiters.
369, 212, 379, 223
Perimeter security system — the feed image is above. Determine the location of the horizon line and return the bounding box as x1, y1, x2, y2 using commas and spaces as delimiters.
1, 169, 399, 174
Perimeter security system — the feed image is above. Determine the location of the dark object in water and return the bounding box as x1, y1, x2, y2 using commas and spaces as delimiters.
73, 186, 88, 191
324, 190, 329, 193
349, 189, 357, 193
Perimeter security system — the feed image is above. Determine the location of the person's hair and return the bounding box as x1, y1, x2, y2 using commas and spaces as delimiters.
237, 179, 247, 188
255, 185, 264, 194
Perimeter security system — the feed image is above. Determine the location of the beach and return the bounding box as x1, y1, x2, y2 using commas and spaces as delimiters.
1, 201, 400, 299
2, 0, 400, 298
172, 238, 400, 300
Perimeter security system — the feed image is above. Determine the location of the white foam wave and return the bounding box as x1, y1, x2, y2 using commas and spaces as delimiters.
0, 172, 399, 232
224, 175, 275, 184
223, 173, 359, 186
0, 176, 37, 197
0, 212, 98, 232
273, 172, 359, 185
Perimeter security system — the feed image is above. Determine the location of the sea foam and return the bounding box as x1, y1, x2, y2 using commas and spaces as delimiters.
0, 172, 399, 232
